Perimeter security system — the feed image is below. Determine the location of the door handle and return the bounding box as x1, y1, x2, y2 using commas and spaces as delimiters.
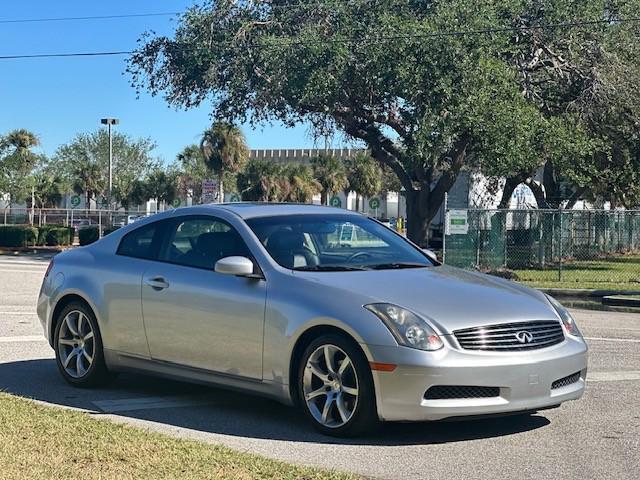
145, 276, 170, 290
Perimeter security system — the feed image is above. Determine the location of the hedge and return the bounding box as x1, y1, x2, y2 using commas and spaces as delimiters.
103, 226, 121, 236
78, 226, 100, 246
45, 227, 73, 246
37, 225, 73, 246
0, 225, 38, 247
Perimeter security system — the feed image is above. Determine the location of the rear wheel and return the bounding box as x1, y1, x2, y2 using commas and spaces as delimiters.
297, 334, 378, 437
54, 302, 110, 387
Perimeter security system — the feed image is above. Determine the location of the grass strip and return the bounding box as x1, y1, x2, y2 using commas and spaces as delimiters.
0, 393, 358, 480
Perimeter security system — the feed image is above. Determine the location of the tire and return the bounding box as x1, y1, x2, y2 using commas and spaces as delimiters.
297, 333, 378, 437
53, 301, 110, 387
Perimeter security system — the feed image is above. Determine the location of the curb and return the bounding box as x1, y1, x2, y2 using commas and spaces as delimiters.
0, 246, 66, 256
539, 288, 640, 299
602, 296, 640, 308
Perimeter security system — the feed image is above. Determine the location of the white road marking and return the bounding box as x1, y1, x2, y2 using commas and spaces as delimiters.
0, 335, 45, 343
0, 269, 46, 274
588, 371, 640, 382
584, 336, 640, 343
93, 395, 215, 413
0, 261, 49, 267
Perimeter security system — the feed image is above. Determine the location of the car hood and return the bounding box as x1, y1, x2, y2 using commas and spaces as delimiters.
295, 265, 558, 333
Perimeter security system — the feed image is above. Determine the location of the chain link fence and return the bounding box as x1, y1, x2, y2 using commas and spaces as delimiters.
443, 209, 640, 289
1, 207, 153, 229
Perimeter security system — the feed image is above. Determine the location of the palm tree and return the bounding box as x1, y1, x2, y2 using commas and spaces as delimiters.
0, 129, 41, 219
344, 153, 383, 211
237, 159, 284, 201
283, 163, 321, 203
311, 153, 348, 205
200, 123, 249, 202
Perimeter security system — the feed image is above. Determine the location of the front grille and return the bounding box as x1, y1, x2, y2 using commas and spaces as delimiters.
552, 371, 581, 389
454, 320, 564, 352
424, 385, 500, 400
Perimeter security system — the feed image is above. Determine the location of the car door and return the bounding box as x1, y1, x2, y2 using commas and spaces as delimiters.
105, 218, 168, 356
141, 215, 266, 380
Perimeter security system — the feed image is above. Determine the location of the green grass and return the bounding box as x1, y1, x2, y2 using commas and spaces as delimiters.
514, 254, 640, 291
0, 393, 358, 480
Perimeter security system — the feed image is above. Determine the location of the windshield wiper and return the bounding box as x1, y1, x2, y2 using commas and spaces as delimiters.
367, 262, 428, 270
293, 265, 369, 271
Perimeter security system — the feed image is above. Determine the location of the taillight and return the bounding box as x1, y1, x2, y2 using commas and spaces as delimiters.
44, 258, 55, 278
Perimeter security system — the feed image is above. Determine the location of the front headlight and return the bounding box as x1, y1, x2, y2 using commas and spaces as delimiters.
546, 295, 582, 337
364, 303, 444, 351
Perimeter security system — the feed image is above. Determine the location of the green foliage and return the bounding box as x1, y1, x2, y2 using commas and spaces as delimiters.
103, 226, 121, 236
174, 144, 208, 202
131, 168, 179, 206
37, 225, 73, 246
200, 122, 249, 200
44, 227, 72, 246
0, 129, 42, 205
237, 159, 288, 202
311, 154, 348, 204
128, 0, 640, 242
54, 130, 157, 209
344, 153, 382, 199
78, 227, 100, 246
283, 163, 321, 203
29, 161, 68, 208
0, 225, 38, 247
236, 159, 320, 202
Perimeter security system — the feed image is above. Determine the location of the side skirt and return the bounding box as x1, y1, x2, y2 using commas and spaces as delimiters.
104, 349, 293, 406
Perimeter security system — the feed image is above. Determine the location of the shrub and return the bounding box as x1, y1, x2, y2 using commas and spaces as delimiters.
37, 225, 74, 246
78, 226, 100, 246
103, 226, 121, 236
45, 227, 72, 246
0, 225, 39, 247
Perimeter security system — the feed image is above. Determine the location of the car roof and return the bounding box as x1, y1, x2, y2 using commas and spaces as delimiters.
174, 202, 362, 220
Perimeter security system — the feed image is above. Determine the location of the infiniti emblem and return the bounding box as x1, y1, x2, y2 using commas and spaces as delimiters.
515, 331, 534, 344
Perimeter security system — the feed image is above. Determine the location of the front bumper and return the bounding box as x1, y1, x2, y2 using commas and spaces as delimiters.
366, 336, 588, 422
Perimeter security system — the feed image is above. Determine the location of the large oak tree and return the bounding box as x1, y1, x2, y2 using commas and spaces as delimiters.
128, 0, 634, 244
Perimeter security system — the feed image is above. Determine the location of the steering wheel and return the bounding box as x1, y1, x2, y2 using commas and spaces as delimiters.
346, 251, 373, 263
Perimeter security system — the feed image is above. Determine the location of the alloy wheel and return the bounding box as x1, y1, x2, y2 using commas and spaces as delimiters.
302, 344, 359, 428
57, 310, 95, 379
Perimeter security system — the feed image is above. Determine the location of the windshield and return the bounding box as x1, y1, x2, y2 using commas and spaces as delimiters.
246, 214, 433, 271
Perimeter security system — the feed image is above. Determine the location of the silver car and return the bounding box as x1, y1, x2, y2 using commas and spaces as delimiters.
37, 204, 587, 436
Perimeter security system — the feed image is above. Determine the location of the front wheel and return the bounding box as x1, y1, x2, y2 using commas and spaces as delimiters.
297, 334, 378, 437
54, 302, 110, 387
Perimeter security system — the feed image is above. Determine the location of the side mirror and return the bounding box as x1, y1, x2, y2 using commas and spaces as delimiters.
215, 256, 255, 277
422, 248, 438, 263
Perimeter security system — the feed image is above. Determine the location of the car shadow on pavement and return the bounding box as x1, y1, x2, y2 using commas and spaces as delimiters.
0, 359, 550, 446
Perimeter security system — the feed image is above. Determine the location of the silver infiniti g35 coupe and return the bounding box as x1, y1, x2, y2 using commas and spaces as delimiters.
37, 203, 587, 436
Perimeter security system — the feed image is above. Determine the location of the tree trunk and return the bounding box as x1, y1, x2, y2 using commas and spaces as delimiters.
499, 176, 523, 209
321, 191, 328, 205
405, 191, 430, 247
355, 195, 360, 212
526, 179, 549, 209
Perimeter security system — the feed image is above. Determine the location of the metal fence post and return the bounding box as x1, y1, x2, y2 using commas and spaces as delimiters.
502, 211, 507, 268
558, 209, 563, 282
442, 193, 448, 264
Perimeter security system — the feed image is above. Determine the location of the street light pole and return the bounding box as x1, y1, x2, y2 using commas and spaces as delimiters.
100, 118, 119, 211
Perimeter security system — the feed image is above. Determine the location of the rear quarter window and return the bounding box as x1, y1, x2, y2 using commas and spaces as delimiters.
116, 221, 164, 260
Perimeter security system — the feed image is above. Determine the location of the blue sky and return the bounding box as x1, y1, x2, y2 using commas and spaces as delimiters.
0, 1, 336, 163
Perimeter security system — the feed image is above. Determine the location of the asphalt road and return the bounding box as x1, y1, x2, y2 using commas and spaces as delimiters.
1, 253, 638, 479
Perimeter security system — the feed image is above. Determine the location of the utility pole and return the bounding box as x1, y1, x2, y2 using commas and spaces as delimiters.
100, 118, 119, 211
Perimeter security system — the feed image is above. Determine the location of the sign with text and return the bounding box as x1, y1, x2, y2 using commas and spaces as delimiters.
446, 209, 469, 235
201, 179, 220, 203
